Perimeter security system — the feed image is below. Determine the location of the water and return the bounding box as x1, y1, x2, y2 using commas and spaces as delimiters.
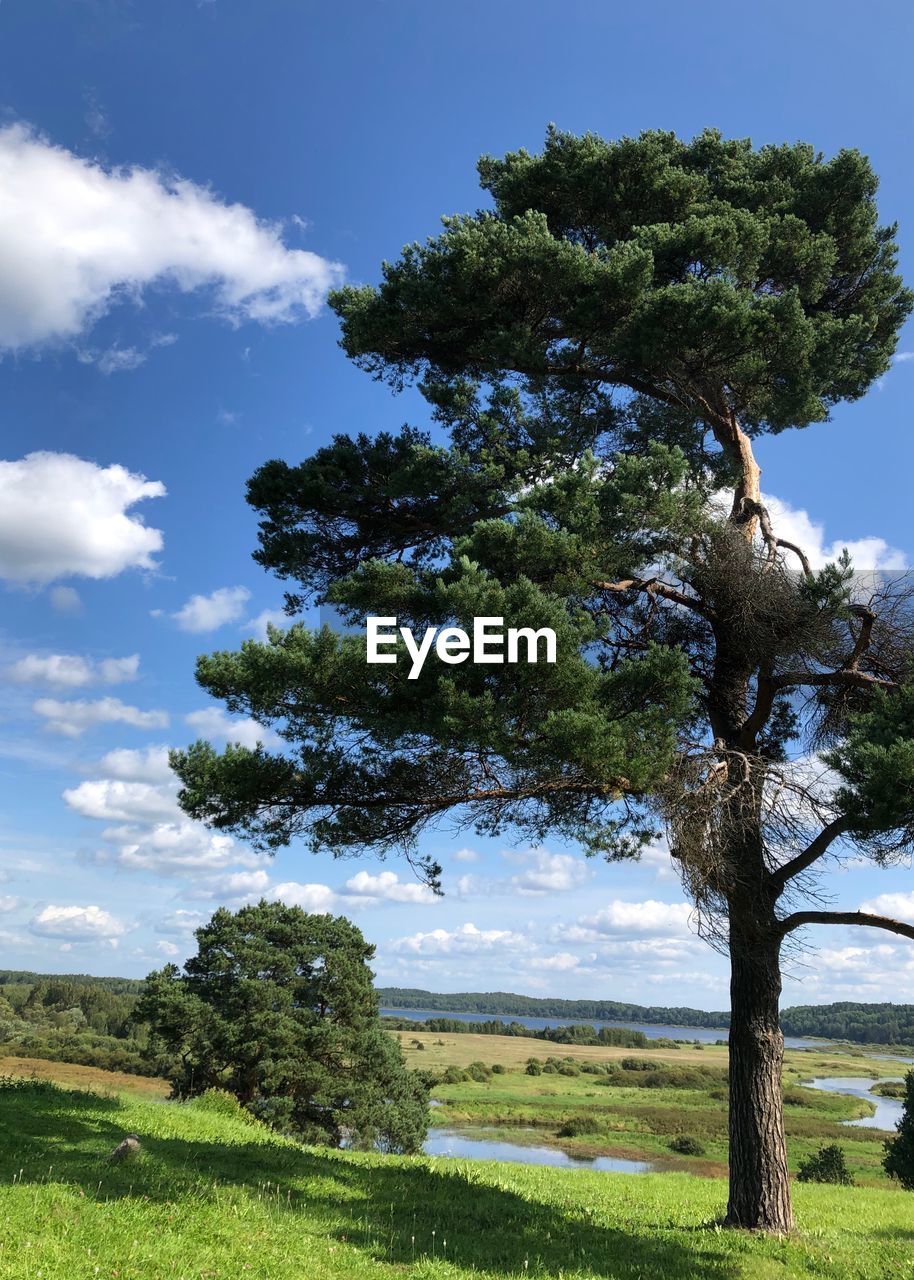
806, 1076, 905, 1131
384, 1006, 828, 1050
424, 1128, 654, 1173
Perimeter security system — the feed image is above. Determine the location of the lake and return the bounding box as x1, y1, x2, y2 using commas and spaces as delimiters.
383, 1006, 829, 1050
807, 1076, 905, 1131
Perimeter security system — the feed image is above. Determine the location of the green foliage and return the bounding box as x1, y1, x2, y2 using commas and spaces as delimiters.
883, 1070, 914, 1189
798, 1144, 855, 1186
557, 1113, 601, 1137
668, 1134, 706, 1156
135, 901, 428, 1154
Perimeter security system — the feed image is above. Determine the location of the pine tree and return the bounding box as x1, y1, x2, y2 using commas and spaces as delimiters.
171, 128, 914, 1230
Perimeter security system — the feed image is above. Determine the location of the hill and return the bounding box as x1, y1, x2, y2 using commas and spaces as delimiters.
0, 1075, 910, 1279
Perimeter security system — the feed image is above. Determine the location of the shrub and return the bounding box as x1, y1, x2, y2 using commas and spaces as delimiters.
557, 1114, 601, 1137
620, 1057, 656, 1072
189, 1088, 255, 1122
884, 1070, 914, 1189
668, 1134, 705, 1156
441, 1065, 465, 1085
465, 1060, 492, 1083
491, 1062, 506, 1074
558, 1063, 580, 1077
525, 1060, 543, 1076
797, 1144, 854, 1185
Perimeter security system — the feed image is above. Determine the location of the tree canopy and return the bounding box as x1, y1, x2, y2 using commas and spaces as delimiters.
135, 902, 429, 1154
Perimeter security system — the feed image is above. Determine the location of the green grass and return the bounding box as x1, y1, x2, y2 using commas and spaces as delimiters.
0, 1077, 913, 1279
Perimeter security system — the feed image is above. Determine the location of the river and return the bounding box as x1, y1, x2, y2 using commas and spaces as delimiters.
384, 1006, 829, 1050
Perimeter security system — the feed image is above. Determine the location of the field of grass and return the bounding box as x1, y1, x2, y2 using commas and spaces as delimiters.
1, 1076, 913, 1279
0, 1054, 170, 1099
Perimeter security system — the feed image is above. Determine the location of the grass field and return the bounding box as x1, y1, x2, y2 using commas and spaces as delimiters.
0, 1076, 913, 1280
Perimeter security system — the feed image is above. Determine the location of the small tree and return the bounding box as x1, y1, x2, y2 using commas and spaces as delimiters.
797, 1144, 854, 1185
135, 901, 428, 1153
172, 128, 914, 1230
883, 1070, 914, 1189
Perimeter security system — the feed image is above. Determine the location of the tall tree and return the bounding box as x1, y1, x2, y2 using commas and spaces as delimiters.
171, 129, 914, 1231
135, 902, 429, 1153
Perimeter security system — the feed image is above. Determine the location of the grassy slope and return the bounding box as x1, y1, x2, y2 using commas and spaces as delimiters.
0, 1078, 912, 1280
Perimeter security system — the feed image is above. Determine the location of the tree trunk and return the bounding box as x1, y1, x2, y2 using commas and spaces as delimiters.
726, 922, 793, 1231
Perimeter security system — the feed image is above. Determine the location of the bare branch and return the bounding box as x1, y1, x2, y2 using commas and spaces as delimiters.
778, 909, 914, 943
594, 576, 715, 620
769, 816, 851, 892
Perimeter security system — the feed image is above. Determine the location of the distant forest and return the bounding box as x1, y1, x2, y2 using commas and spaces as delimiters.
378, 988, 914, 1045
0, 972, 911, 1072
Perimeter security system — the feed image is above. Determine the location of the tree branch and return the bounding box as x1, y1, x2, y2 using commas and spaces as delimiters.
594, 576, 715, 621
769, 816, 851, 892
778, 909, 914, 942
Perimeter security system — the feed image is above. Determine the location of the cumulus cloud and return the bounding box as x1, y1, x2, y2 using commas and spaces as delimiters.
343, 870, 438, 904
859, 891, 914, 924
8, 652, 139, 688
172, 586, 251, 633
392, 922, 528, 955
763, 493, 907, 573
63, 778, 178, 823
504, 848, 592, 896
269, 881, 339, 913
0, 123, 344, 352
156, 940, 180, 957
566, 899, 695, 941
34, 696, 168, 737
184, 706, 274, 748
0, 452, 165, 585
156, 909, 208, 936
93, 745, 174, 784
452, 847, 481, 864
96, 820, 263, 876
30, 903, 125, 940
242, 608, 290, 641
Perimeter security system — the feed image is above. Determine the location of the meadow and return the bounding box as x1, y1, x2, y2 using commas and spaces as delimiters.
0, 1034, 911, 1279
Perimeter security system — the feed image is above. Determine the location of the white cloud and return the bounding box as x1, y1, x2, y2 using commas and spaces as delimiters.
202, 869, 271, 899
242, 608, 290, 641
8, 652, 139, 688
343, 870, 437, 904
184, 706, 274, 748
392, 922, 528, 955
63, 778, 178, 823
172, 586, 251, 633
156, 909, 208, 936
452, 847, 480, 864
0, 895, 21, 913
859, 891, 914, 924
0, 452, 165, 585
528, 952, 581, 971
156, 940, 180, 957
96, 820, 263, 876
269, 881, 339, 913
49, 586, 83, 614
566, 899, 695, 941
34, 696, 168, 737
30, 903, 125, 940
94, 745, 174, 784
763, 493, 907, 572
0, 122, 344, 352
504, 848, 592, 896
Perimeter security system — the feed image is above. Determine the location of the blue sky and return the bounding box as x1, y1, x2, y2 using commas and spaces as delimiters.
1, 0, 913, 1008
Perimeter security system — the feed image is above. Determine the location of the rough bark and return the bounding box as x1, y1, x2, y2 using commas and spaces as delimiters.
725, 922, 793, 1232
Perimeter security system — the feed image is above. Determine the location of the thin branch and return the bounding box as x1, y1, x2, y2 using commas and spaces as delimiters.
594, 576, 715, 621
778, 909, 914, 943
769, 816, 851, 892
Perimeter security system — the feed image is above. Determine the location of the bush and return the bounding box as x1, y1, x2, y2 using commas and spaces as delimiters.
558, 1063, 580, 1077
557, 1114, 601, 1137
884, 1070, 914, 1189
798, 1144, 854, 1185
620, 1057, 656, 1072
441, 1064, 465, 1085
668, 1134, 705, 1156
491, 1063, 506, 1074
525, 1059, 543, 1076
465, 1060, 492, 1083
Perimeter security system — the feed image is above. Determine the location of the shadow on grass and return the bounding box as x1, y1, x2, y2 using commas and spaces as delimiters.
0, 1081, 738, 1279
